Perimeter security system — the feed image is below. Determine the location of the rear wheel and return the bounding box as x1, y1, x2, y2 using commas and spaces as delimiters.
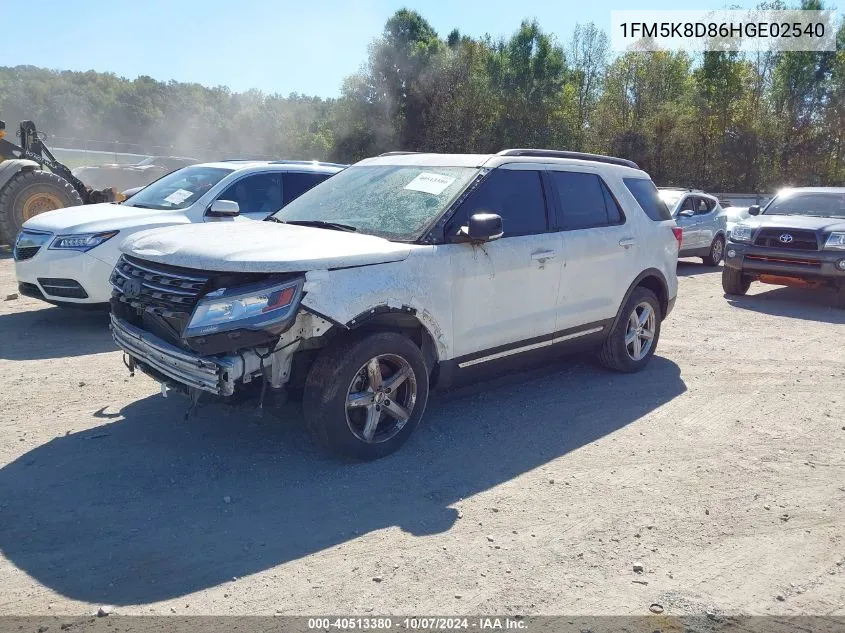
598, 287, 662, 373
0, 170, 83, 244
722, 267, 751, 296
702, 235, 725, 267
303, 332, 429, 460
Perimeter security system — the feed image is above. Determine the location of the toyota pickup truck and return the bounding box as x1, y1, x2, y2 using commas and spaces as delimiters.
722, 187, 845, 307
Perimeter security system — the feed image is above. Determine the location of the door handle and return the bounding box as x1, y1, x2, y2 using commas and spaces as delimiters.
531, 250, 557, 262
618, 237, 636, 248
531, 250, 557, 269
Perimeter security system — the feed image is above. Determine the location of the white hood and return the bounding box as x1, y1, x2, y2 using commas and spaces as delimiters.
121, 221, 413, 272
22, 203, 187, 235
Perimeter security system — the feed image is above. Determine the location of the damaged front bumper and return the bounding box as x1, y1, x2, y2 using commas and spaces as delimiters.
110, 310, 333, 397
111, 315, 242, 395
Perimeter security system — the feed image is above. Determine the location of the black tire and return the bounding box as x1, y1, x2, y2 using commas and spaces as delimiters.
722, 266, 751, 296
598, 287, 662, 373
303, 331, 430, 460
0, 170, 84, 244
702, 235, 725, 267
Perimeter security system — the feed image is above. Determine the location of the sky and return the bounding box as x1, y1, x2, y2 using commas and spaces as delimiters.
0, 0, 767, 98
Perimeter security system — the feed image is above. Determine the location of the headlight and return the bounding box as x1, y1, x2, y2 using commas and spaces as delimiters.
729, 225, 754, 243
185, 278, 304, 338
14, 230, 52, 249
824, 232, 845, 250
50, 230, 119, 252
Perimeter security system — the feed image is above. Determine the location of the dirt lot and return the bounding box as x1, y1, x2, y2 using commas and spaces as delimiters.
0, 250, 843, 617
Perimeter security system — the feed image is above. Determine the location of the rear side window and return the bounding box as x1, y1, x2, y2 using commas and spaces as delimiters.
547, 171, 623, 230
623, 178, 672, 221
447, 169, 547, 237
283, 172, 331, 205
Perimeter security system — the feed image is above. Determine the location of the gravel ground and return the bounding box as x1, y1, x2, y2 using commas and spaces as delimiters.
0, 250, 843, 617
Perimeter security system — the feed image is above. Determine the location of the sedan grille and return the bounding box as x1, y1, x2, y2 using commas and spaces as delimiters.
753, 228, 819, 251
110, 255, 210, 316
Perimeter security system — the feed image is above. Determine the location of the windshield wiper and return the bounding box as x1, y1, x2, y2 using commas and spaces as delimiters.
125, 203, 160, 209
278, 219, 358, 232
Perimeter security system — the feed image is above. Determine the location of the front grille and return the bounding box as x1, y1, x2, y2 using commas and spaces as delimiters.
753, 228, 819, 250
745, 254, 821, 268
14, 246, 40, 261
110, 255, 211, 316
37, 278, 89, 299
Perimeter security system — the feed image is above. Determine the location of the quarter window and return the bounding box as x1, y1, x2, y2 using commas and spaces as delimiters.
548, 171, 624, 230
623, 178, 672, 221
447, 169, 547, 238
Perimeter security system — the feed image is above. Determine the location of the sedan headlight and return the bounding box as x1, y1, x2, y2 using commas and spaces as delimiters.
185, 278, 304, 338
729, 225, 754, 243
824, 232, 845, 250
50, 230, 119, 252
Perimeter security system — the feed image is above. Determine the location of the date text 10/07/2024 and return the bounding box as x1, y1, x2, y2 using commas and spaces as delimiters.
307, 618, 528, 630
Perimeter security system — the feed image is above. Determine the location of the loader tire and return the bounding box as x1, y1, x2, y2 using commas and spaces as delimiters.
0, 170, 84, 244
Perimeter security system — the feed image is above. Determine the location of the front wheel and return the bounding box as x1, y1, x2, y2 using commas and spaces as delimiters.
598, 287, 662, 373
702, 235, 725, 267
722, 267, 751, 296
303, 332, 430, 460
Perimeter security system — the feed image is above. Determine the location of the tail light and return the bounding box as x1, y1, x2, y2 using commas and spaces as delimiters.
672, 227, 683, 250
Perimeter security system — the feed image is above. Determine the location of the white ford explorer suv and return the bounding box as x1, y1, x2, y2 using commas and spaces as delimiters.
110, 150, 679, 460
13, 160, 344, 306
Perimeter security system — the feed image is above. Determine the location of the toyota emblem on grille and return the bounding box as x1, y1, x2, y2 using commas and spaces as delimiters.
779, 233, 794, 243
123, 278, 142, 299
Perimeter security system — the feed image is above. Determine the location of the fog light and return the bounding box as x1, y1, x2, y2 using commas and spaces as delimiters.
727, 249, 737, 258
837, 259, 845, 271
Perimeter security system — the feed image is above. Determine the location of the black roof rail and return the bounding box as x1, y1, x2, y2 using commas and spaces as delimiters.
497, 149, 639, 169
378, 151, 421, 157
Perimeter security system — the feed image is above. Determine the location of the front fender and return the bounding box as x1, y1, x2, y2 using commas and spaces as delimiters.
300, 249, 454, 360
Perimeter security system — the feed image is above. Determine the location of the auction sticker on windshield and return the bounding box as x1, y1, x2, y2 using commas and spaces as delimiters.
163, 189, 194, 205
404, 172, 456, 195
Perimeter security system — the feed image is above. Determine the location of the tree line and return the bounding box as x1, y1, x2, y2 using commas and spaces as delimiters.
1, 2, 843, 192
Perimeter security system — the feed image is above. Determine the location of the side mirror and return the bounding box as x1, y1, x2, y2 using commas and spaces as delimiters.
461, 213, 503, 242
206, 199, 240, 217
677, 209, 694, 218
748, 205, 761, 216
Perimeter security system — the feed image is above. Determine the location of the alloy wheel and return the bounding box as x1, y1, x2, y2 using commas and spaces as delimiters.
624, 302, 656, 361
712, 238, 724, 263
346, 354, 418, 443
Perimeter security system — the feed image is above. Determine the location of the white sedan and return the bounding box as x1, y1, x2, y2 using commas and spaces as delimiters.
13, 160, 344, 306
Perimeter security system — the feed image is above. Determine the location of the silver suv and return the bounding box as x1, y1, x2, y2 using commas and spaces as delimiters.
658, 188, 727, 266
